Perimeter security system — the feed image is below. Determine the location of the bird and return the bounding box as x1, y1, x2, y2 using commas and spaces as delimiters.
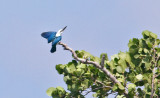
41, 26, 67, 53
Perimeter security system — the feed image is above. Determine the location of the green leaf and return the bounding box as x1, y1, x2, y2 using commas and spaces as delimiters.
111, 54, 119, 60
134, 54, 140, 59
118, 59, 127, 72
65, 62, 76, 73
46, 87, 56, 96
118, 84, 125, 90
138, 48, 143, 53
92, 93, 98, 97
84, 72, 91, 77
128, 84, 136, 92
142, 30, 150, 39
150, 32, 157, 39
142, 55, 151, 63
75, 50, 84, 58
144, 48, 149, 53
135, 66, 142, 73
126, 52, 131, 63
158, 60, 160, 67
72, 60, 78, 66
112, 84, 118, 91
75, 68, 83, 76
63, 76, 70, 83
64, 67, 70, 74
156, 39, 160, 45
142, 30, 157, 40
56, 87, 66, 97
143, 73, 152, 84
56, 64, 65, 74
156, 48, 160, 56
116, 66, 123, 73
130, 62, 135, 69
68, 62, 76, 70
146, 40, 153, 48
129, 45, 138, 54
137, 88, 144, 97
56, 86, 65, 92
144, 62, 151, 71
117, 78, 124, 83
76, 63, 86, 69
139, 39, 147, 48
71, 84, 77, 91
117, 95, 125, 98
136, 74, 143, 81
128, 72, 136, 83
118, 52, 126, 60
81, 79, 89, 89
109, 60, 116, 71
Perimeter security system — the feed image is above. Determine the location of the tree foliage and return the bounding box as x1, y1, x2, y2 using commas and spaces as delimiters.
46, 31, 160, 98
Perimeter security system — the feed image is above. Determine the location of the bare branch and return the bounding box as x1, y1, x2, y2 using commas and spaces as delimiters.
151, 49, 159, 98
100, 55, 105, 68
58, 42, 128, 97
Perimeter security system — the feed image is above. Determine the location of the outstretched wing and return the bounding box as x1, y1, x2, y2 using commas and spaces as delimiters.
41, 32, 56, 43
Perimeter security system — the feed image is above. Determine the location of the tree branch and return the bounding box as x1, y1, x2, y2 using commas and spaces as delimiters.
100, 55, 105, 68
58, 42, 128, 96
150, 49, 159, 98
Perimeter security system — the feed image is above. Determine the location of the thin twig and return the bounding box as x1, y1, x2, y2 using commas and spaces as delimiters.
101, 55, 105, 68
84, 86, 112, 96
96, 80, 107, 86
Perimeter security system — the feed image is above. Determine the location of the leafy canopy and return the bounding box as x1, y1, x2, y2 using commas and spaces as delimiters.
46, 30, 160, 98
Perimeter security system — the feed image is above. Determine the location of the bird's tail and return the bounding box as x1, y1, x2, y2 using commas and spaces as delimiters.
50, 45, 56, 53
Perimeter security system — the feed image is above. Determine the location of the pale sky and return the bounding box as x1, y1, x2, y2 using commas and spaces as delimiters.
1, 0, 160, 98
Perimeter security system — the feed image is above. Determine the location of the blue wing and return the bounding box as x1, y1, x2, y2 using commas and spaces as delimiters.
41, 32, 57, 43
50, 36, 62, 53
52, 36, 62, 46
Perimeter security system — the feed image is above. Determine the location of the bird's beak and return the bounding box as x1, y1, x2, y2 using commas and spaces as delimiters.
61, 26, 67, 32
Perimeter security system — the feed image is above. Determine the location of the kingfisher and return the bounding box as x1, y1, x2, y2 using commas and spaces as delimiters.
41, 26, 67, 53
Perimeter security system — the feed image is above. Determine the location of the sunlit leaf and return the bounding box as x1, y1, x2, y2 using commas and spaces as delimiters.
76, 63, 86, 69
111, 54, 119, 60
117, 95, 124, 98
118, 84, 125, 90
46, 87, 56, 96
118, 59, 127, 72
136, 74, 143, 81
134, 54, 140, 59
142, 30, 150, 39
116, 66, 123, 73
112, 84, 118, 91
150, 32, 157, 39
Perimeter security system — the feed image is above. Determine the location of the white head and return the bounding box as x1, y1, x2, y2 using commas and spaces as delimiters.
56, 26, 67, 37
